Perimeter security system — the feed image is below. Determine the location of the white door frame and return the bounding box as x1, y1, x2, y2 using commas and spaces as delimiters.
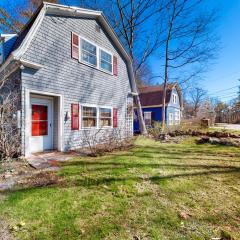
25, 89, 64, 157
30, 96, 53, 153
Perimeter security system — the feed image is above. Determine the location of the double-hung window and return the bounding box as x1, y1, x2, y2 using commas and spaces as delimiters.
172, 93, 177, 104
99, 108, 112, 127
81, 39, 97, 66
175, 110, 180, 125
72, 33, 118, 75
144, 112, 152, 127
100, 49, 112, 73
82, 106, 97, 128
169, 113, 173, 125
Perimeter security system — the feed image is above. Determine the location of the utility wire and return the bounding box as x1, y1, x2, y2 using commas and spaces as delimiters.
208, 85, 239, 95
211, 92, 239, 97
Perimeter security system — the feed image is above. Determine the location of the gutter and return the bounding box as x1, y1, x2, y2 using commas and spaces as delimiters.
20, 59, 44, 70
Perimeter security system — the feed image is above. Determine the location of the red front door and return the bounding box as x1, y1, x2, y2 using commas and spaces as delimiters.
30, 97, 53, 153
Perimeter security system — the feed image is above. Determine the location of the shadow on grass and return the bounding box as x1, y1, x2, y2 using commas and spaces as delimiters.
3, 144, 240, 193
4, 166, 240, 194
61, 160, 240, 171
61, 167, 240, 188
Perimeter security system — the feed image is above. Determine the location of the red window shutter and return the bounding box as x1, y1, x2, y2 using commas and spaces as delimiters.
71, 104, 79, 130
113, 108, 118, 128
71, 32, 79, 60
113, 56, 118, 76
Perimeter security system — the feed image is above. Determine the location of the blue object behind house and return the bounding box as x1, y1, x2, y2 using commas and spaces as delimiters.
134, 83, 183, 132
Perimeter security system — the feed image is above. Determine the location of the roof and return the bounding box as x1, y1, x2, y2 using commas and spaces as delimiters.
11, 6, 42, 55
138, 83, 183, 107
139, 83, 176, 94
0, 2, 138, 94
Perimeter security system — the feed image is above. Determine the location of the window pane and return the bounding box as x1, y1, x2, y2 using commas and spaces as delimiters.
82, 39, 96, 54
32, 121, 48, 136
100, 60, 112, 72
32, 105, 48, 121
83, 107, 97, 117
100, 50, 112, 72
82, 51, 97, 66
100, 118, 111, 127
83, 118, 96, 128
100, 108, 112, 127
101, 50, 112, 62
100, 108, 111, 117
81, 39, 97, 66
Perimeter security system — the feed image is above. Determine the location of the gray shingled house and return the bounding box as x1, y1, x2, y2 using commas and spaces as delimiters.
0, 3, 138, 157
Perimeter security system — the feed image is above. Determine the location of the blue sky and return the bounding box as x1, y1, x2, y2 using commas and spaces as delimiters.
149, 0, 240, 102
1, 0, 240, 102
201, 0, 240, 101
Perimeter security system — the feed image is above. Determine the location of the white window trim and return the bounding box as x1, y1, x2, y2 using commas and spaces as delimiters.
144, 111, 152, 126
172, 93, 177, 104
169, 113, 173, 125
174, 109, 180, 125
99, 48, 113, 74
175, 109, 180, 120
80, 103, 113, 130
99, 107, 113, 128
78, 35, 114, 75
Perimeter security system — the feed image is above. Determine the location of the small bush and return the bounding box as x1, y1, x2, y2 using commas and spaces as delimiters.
148, 122, 163, 139
79, 127, 134, 157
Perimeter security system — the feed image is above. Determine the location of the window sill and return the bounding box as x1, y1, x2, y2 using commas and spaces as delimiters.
78, 60, 114, 76
81, 126, 113, 130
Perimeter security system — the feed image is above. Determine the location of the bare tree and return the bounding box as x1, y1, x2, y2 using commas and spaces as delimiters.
0, 71, 21, 161
157, 0, 218, 129
135, 62, 154, 86
80, 0, 162, 77
0, 0, 59, 33
189, 87, 208, 116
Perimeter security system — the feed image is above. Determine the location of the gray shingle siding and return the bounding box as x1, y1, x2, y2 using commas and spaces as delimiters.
20, 14, 133, 153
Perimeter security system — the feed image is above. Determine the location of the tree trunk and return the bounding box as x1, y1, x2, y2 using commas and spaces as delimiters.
135, 94, 147, 135
161, 40, 169, 131
161, 80, 167, 130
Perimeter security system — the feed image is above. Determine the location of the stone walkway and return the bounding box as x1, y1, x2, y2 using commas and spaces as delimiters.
27, 151, 80, 169
0, 151, 80, 191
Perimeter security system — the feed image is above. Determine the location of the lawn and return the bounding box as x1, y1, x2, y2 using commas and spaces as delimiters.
0, 137, 240, 240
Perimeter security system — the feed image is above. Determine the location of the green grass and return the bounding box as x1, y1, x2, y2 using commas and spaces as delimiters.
0, 137, 240, 240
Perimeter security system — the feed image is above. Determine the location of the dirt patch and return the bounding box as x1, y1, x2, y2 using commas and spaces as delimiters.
0, 159, 32, 181
15, 171, 60, 189
0, 219, 14, 240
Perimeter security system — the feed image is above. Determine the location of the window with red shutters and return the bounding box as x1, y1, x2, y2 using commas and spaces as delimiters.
113, 56, 118, 76
113, 108, 118, 128
71, 104, 79, 130
71, 32, 79, 60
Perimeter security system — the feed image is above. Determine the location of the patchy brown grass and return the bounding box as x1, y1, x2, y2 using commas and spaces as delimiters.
0, 137, 239, 240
